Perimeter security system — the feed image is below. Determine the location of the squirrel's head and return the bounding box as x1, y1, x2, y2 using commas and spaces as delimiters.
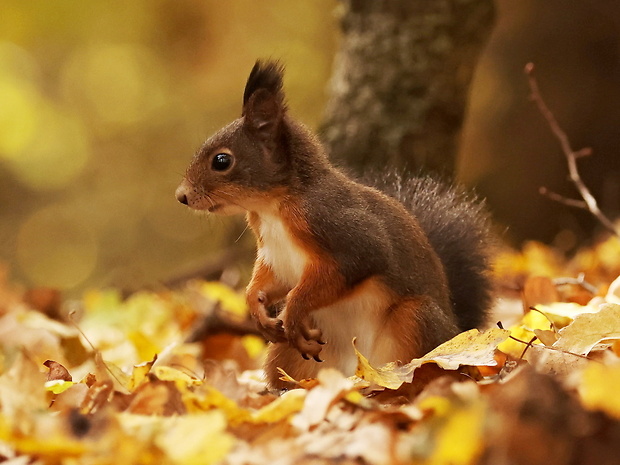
176, 60, 294, 215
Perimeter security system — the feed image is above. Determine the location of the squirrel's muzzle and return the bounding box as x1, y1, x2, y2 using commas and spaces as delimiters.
175, 184, 189, 205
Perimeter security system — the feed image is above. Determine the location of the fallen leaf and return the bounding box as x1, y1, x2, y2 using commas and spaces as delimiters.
354, 340, 412, 390
605, 275, 620, 304
578, 361, 620, 419
251, 388, 306, 423
0, 352, 48, 419
43, 360, 72, 382
417, 328, 510, 371
422, 397, 486, 465
355, 328, 509, 391
127, 357, 156, 391
117, 411, 235, 465
45, 379, 75, 395
199, 281, 247, 316
292, 368, 357, 430
553, 303, 620, 355
126, 378, 186, 416
523, 276, 560, 308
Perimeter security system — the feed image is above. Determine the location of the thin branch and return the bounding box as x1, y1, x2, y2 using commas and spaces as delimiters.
525, 62, 619, 237
538, 187, 587, 209
552, 273, 598, 295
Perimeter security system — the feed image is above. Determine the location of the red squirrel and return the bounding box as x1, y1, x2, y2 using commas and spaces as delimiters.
176, 61, 493, 389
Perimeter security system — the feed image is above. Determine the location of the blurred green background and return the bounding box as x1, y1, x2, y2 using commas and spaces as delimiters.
0, 0, 338, 293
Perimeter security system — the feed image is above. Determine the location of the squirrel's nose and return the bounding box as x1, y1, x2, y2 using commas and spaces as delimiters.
175, 185, 189, 205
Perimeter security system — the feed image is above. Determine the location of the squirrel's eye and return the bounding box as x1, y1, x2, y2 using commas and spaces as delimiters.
212, 153, 233, 171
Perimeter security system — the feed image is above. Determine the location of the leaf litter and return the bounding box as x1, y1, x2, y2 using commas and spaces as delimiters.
1, 236, 620, 464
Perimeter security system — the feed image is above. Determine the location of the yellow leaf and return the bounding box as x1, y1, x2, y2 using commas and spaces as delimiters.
579, 361, 620, 419
498, 310, 551, 357
252, 388, 306, 423
45, 379, 75, 394
536, 302, 598, 328
418, 328, 510, 371
127, 330, 161, 363
186, 385, 252, 425
117, 411, 235, 465
200, 281, 247, 316
355, 329, 510, 390
157, 412, 235, 465
128, 357, 156, 391
241, 335, 266, 359
0, 414, 85, 459
522, 307, 555, 330
354, 340, 412, 390
152, 365, 201, 389
499, 328, 542, 359
553, 303, 620, 355
419, 396, 487, 465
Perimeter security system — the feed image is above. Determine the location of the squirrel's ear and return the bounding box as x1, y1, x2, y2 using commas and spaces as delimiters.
242, 60, 286, 145
243, 89, 283, 144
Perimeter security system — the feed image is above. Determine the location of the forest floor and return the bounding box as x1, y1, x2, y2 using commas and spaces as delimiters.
1, 234, 620, 464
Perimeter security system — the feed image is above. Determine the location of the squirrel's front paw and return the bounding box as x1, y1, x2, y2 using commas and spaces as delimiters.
252, 292, 287, 343
287, 320, 326, 362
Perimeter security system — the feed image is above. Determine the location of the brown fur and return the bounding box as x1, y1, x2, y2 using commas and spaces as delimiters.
176, 60, 492, 389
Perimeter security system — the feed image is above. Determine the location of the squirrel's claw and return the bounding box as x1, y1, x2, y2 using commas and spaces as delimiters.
301, 353, 322, 362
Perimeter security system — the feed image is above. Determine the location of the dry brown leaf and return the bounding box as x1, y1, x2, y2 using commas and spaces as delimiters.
43, 360, 72, 382
523, 276, 560, 309
126, 378, 186, 416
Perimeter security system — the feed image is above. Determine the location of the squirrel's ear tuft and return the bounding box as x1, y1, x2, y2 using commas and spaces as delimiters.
242, 60, 287, 144
243, 60, 285, 108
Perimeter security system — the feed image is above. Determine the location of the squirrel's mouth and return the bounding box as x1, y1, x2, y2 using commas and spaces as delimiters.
208, 204, 221, 213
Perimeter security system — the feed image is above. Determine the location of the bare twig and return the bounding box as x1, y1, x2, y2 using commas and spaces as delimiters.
552, 273, 598, 295
538, 187, 587, 209
525, 62, 619, 237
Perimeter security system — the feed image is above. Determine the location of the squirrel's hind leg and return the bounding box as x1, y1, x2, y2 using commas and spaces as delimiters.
264, 343, 322, 390
373, 297, 461, 364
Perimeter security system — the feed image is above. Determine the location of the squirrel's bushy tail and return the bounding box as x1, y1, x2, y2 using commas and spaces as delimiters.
368, 172, 494, 331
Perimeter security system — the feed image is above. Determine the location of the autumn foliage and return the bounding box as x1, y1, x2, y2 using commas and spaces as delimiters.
1, 235, 620, 464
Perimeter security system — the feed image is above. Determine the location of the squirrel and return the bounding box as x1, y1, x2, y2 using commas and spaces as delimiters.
175, 60, 494, 390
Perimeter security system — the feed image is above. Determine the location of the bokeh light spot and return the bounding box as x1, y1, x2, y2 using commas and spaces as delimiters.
16, 206, 99, 290
5, 104, 91, 191
0, 41, 41, 158
0, 76, 39, 158
61, 43, 167, 126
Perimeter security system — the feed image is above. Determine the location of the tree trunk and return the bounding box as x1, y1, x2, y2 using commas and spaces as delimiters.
320, 0, 495, 175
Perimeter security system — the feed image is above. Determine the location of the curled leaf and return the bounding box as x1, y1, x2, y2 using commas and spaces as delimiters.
355, 329, 510, 390
553, 303, 620, 355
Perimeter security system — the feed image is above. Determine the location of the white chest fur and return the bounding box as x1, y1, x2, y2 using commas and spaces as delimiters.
257, 213, 307, 288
